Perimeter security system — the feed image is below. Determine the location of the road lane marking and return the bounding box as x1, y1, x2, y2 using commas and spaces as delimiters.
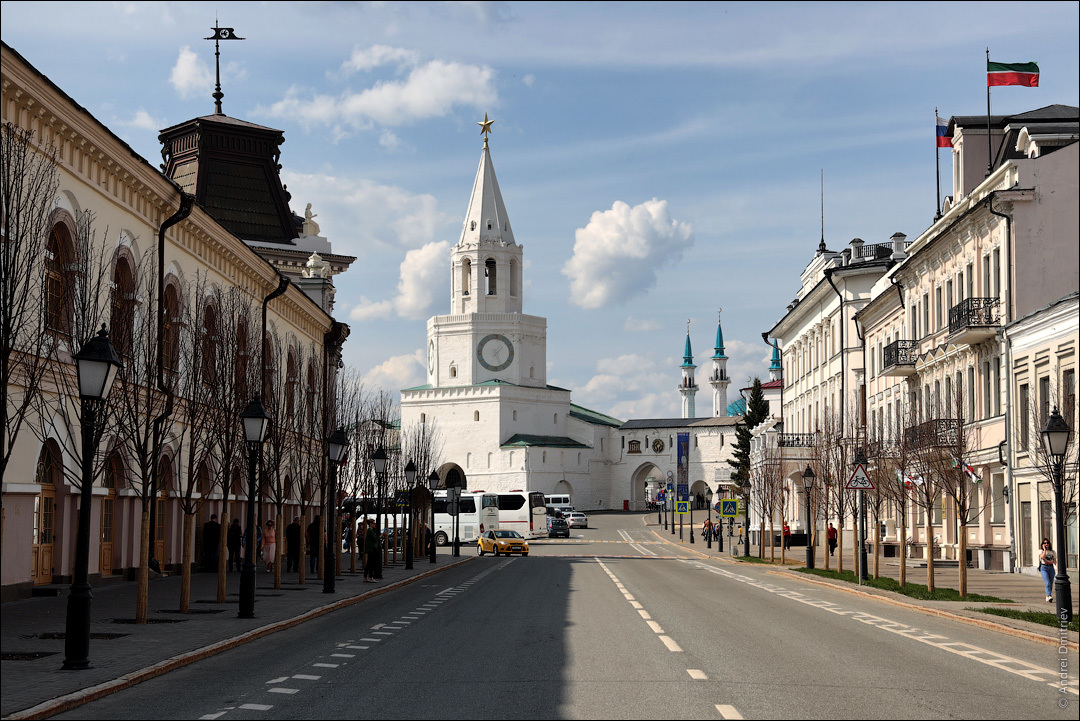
198, 713, 226, 720
715, 704, 744, 719
373, 631, 393, 635
313, 663, 339, 668
239, 704, 274, 710
269, 688, 299, 695
659, 636, 683, 652
647, 621, 664, 633
293, 675, 321, 680
630, 601, 643, 608
359, 637, 382, 642
687, 669, 708, 680
638, 609, 652, 619
331, 653, 355, 658
686, 559, 1079, 696
266, 676, 289, 684
345, 646, 369, 650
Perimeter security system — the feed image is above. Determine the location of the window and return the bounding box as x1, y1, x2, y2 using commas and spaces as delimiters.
450, 365, 457, 378
509, 260, 519, 297
485, 258, 497, 295
1019, 383, 1030, 450
162, 283, 181, 374
922, 294, 929, 337
967, 367, 975, 421
1039, 376, 1051, 426
982, 361, 991, 420
628, 440, 641, 453
1064, 369, 1076, 426
935, 286, 943, 330
110, 256, 136, 357
991, 357, 1000, 417
992, 248, 1001, 298
461, 259, 472, 296
45, 225, 73, 335
202, 304, 219, 385
285, 351, 297, 419
990, 474, 1005, 523
236, 319, 249, 403
474, 411, 480, 422
512, 410, 517, 421
420, 413, 426, 424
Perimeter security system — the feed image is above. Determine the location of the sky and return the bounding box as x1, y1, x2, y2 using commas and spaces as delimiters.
2, 1, 1078, 420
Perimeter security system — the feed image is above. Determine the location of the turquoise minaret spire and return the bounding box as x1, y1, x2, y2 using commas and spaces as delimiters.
769, 343, 782, 382
679, 319, 698, 419
709, 311, 730, 417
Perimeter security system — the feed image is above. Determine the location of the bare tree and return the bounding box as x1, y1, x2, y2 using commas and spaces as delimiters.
1, 123, 60, 485
813, 409, 844, 571
259, 327, 297, 589
294, 343, 325, 584
399, 417, 444, 558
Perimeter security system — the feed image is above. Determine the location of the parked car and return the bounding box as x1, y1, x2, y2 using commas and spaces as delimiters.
477, 529, 529, 556
565, 511, 589, 528
547, 516, 570, 538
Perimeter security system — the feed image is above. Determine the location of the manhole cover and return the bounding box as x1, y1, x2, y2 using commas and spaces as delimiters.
1, 652, 57, 660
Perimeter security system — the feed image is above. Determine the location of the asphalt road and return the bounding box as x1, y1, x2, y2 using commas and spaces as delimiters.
56, 514, 1075, 720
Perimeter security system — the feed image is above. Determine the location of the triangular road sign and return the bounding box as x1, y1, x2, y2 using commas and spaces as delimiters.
846, 463, 874, 490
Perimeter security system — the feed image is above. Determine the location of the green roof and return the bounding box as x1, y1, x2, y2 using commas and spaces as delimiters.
501, 434, 591, 449
569, 404, 623, 428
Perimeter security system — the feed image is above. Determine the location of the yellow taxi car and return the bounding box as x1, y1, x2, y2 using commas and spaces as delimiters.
477, 529, 529, 557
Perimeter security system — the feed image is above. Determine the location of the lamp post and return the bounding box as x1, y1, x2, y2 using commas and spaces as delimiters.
372, 448, 387, 580
404, 461, 416, 570
802, 465, 816, 569
428, 471, 439, 564
62, 326, 122, 671
238, 396, 270, 618
323, 428, 348, 594
1041, 408, 1073, 624
853, 448, 869, 583
742, 481, 751, 557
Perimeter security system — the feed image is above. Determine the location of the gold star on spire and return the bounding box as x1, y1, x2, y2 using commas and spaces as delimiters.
478, 113, 494, 146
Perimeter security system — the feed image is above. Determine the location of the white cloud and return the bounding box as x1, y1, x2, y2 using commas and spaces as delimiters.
280, 171, 452, 252
563, 198, 693, 309
624, 316, 661, 332
264, 57, 497, 130
379, 129, 402, 151
340, 45, 419, 75
522, 73, 535, 86
362, 350, 426, 395
348, 297, 394, 323
122, 108, 164, 131
392, 241, 451, 319
169, 46, 213, 100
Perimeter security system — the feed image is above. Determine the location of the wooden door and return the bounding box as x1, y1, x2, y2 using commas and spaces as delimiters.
100, 492, 115, 576
31, 488, 55, 585
154, 494, 167, 564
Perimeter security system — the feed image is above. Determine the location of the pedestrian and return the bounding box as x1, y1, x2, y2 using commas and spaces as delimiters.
702, 519, 713, 541
364, 518, 379, 582
227, 518, 242, 571
827, 523, 837, 556
783, 523, 791, 550
285, 517, 302, 573
200, 513, 221, 572
263, 519, 277, 573
307, 515, 321, 574
1038, 538, 1057, 603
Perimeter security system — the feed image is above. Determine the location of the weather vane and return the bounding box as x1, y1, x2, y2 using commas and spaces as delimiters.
478, 113, 494, 147
205, 20, 244, 115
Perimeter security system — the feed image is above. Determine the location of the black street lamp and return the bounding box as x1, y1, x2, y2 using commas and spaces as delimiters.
428, 471, 439, 564
323, 428, 348, 594
404, 461, 417, 570
853, 448, 869, 583
1041, 407, 1073, 624
238, 396, 270, 618
802, 464, 816, 569
372, 447, 387, 579
63, 326, 122, 670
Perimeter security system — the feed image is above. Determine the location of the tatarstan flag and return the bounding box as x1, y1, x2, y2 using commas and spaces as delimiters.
987, 61, 1039, 87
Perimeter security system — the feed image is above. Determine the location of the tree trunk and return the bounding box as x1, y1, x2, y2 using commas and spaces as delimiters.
925, 517, 935, 593
958, 520, 967, 598
217, 509, 228, 603
274, 509, 282, 590
298, 514, 306, 585
136, 509, 150, 624
180, 513, 194, 612
758, 520, 764, 559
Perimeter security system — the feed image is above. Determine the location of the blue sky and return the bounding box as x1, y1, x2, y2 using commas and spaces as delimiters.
3, 1, 1078, 419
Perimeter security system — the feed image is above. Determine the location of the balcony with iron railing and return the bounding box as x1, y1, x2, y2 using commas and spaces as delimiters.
866, 439, 901, 459
948, 297, 1000, 345
881, 339, 918, 377
904, 418, 960, 449
778, 432, 818, 448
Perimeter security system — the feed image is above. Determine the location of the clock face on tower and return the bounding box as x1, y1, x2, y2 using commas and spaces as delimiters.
476, 333, 514, 372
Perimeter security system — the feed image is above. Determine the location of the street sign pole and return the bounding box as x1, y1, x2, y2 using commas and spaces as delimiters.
858, 489, 868, 582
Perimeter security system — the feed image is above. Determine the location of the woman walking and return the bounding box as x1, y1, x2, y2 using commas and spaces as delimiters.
263, 520, 277, 573
1038, 538, 1057, 603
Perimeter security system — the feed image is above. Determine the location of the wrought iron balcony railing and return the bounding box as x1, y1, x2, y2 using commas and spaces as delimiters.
948, 297, 999, 336
883, 339, 917, 369
904, 418, 960, 449
779, 432, 818, 448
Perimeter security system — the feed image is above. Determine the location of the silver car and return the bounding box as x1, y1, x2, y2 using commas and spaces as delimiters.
565, 511, 589, 528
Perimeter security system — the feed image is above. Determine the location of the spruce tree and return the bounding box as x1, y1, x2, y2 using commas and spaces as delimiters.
728, 377, 769, 486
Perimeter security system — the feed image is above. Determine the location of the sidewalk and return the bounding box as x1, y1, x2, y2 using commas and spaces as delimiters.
643, 516, 1078, 647
1, 549, 471, 720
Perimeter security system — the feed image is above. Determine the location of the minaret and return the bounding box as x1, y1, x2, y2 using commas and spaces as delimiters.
679, 320, 698, 419
769, 343, 783, 382
709, 311, 730, 417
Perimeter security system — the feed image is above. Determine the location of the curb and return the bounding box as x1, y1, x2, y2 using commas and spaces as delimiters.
642, 515, 1077, 652
3, 557, 475, 721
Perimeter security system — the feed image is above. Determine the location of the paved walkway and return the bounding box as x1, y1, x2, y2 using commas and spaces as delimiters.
0, 549, 470, 719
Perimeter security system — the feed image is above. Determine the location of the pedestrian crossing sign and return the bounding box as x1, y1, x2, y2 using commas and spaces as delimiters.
720, 499, 740, 517
676, 501, 689, 514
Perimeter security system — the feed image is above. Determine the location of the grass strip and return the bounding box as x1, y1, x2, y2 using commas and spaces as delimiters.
734, 554, 802, 565
795, 566, 1013, 603
968, 606, 1079, 632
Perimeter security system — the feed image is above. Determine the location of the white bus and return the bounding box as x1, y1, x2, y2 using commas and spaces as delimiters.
492, 491, 548, 539
544, 493, 574, 514
430, 491, 499, 546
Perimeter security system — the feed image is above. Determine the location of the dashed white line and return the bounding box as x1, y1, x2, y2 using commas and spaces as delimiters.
198, 713, 226, 720
269, 688, 299, 695
345, 645, 369, 650
331, 653, 355, 658
715, 704, 744, 719
687, 669, 708, 680
659, 636, 683, 652
647, 621, 664, 633
239, 704, 274, 711
293, 674, 321, 680
637, 609, 652, 620
266, 676, 289, 684
313, 663, 339, 668
359, 637, 382, 642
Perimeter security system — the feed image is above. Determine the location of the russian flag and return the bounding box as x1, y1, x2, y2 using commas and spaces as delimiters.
936, 116, 952, 148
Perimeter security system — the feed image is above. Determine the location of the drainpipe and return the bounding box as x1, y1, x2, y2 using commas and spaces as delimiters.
988, 191, 1015, 572
257, 272, 291, 531
148, 193, 194, 571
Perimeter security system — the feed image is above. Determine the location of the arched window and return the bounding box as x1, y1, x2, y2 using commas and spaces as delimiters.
450, 365, 458, 379
420, 413, 426, 424
110, 255, 136, 357
474, 410, 480, 422
285, 350, 298, 419
202, 303, 218, 385
45, 225, 74, 335
305, 361, 317, 428
236, 318, 250, 403
162, 282, 181, 373
262, 333, 275, 401
485, 258, 497, 295
509, 259, 519, 297
461, 259, 472, 296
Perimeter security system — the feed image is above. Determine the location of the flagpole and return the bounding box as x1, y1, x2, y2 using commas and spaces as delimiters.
986, 48, 993, 176
935, 107, 942, 221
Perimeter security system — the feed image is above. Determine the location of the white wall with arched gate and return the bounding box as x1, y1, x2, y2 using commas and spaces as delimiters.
629, 463, 666, 511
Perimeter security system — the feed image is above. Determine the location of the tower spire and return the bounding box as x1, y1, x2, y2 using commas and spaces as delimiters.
817, 169, 827, 254
679, 319, 698, 419
205, 21, 244, 116
710, 309, 730, 417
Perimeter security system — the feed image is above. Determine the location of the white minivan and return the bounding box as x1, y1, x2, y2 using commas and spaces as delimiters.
545, 494, 574, 515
